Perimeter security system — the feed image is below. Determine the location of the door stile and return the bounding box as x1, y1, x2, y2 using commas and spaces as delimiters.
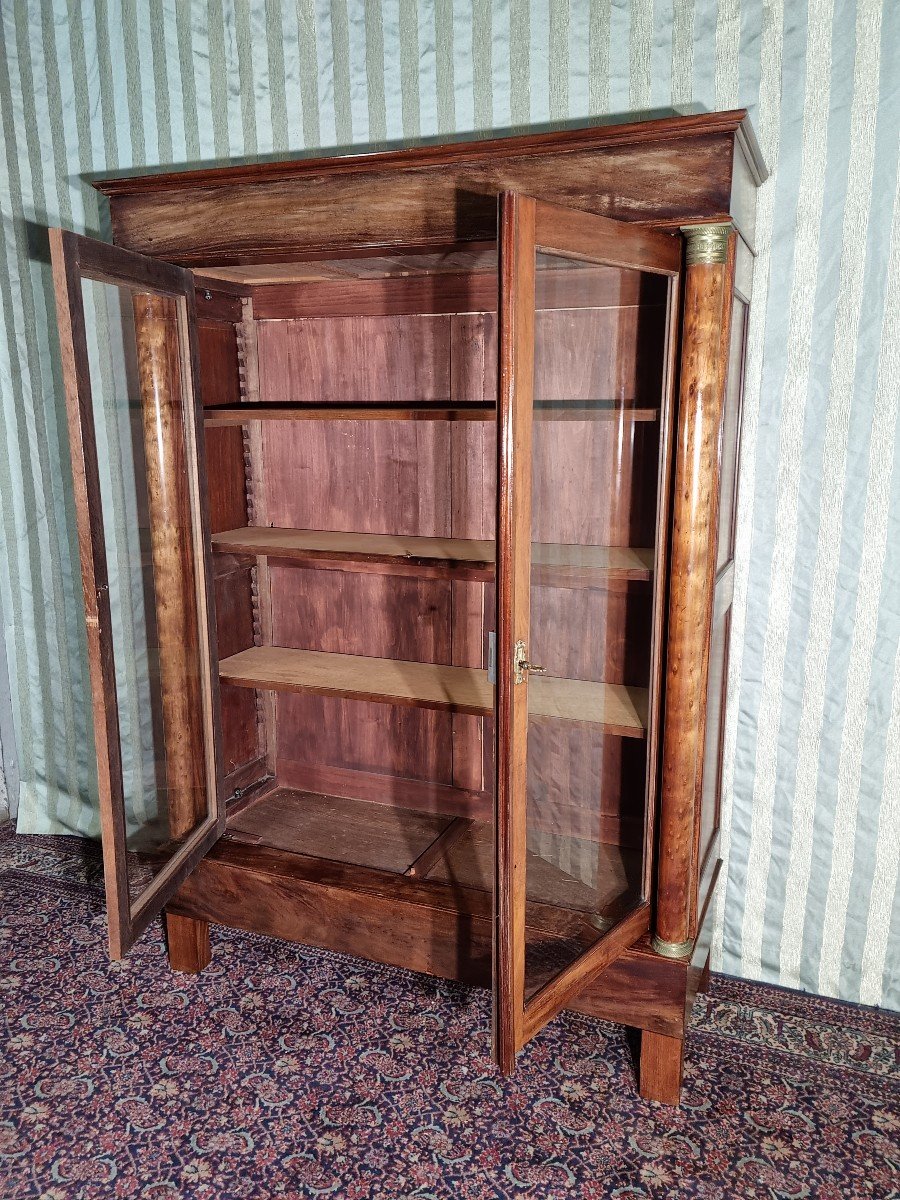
493, 192, 537, 1073
50, 227, 224, 958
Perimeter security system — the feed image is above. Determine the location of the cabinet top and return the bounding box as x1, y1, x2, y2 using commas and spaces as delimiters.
94, 110, 766, 263
94, 109, 766, 198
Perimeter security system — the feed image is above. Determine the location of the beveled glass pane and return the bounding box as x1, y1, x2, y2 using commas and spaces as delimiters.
82, 278, 213, 907
523, 253, 668, 999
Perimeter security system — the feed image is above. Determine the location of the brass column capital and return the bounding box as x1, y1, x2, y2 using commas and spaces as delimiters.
680, 222, 732, 266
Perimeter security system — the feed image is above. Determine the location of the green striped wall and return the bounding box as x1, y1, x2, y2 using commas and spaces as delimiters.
0, 0, 897, 1010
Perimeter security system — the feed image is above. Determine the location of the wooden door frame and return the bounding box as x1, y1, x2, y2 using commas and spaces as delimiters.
493, 194, 681, 1071
50, 228, 224, 958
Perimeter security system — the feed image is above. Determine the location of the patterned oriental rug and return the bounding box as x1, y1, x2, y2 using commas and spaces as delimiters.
0, 822, 897, 1200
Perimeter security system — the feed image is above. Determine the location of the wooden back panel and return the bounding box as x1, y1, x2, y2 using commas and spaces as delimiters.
257, 314, 451, 403
256, 313, 463, 804
242, 273, 666, 841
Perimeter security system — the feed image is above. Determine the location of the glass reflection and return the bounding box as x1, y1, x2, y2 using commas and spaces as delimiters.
81, 279, 209, 903
523, 254, 667, 998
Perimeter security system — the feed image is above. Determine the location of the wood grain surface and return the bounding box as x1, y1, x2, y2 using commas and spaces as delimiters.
164, 912, 211, 973
655, 239, 734, 950
211, 527, 654, 581
227, 789, 452, 874
100, 115, 762, 261
97, 110, 763, 196
219, 646, 649, 733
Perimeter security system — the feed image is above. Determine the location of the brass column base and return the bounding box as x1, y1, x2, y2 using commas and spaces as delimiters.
651, 935, 694, 959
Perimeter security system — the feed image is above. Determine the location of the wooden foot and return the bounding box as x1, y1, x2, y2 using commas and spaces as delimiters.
639, 1030, 684, 1105
164, 913, 211, 974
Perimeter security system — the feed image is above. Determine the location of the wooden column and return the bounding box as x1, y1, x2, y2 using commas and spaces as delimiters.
133, 293, 207, 842
653, 223, 733, 958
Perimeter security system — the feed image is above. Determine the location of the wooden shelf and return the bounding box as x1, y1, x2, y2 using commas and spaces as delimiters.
533, 399, 659, 421
203, 400, 659, 426
211, 527, 654, 584
204, 402, 492, 425
219, 646, 649, 737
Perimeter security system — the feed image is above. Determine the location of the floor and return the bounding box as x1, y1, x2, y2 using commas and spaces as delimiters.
0, 821, 897, 1200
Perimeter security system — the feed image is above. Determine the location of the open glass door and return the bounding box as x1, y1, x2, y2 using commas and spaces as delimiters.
51, 229, 223, 959
493, 195, 681, 1070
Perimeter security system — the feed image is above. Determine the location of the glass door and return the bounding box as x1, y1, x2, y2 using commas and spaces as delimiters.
493, 195, 681, 1070
51, 229, 224, 958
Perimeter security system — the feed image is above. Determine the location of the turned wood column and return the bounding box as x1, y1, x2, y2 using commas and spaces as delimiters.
653, 223, 733, 958
133, 293, 207, 842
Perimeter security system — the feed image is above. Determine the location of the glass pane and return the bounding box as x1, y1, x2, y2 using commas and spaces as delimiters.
524, 253, 669, 999
82, 279, 213, 907
717, 298, 748, 570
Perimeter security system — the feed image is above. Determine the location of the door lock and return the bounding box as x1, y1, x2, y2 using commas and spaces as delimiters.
514, 640, 546, 684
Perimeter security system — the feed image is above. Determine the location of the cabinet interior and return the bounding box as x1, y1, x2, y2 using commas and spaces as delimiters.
195, 243, 668, 947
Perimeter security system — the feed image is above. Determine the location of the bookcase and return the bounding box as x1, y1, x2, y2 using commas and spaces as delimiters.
51, 110, 763, 1103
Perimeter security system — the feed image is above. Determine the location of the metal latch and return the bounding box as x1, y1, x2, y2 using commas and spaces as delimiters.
513, 640, 545, 685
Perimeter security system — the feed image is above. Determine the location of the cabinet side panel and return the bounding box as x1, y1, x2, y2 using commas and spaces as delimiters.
215, 567, 261, 778
197, 314, 266, 790
730, 144, 759, 247
198, 319, 242, 407
198, 319, 245, 531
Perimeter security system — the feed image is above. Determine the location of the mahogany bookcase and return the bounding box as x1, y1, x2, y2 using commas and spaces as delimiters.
50, 110, 763, 1104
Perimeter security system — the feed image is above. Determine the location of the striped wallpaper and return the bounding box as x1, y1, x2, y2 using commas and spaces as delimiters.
0, 0, 897, 1010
